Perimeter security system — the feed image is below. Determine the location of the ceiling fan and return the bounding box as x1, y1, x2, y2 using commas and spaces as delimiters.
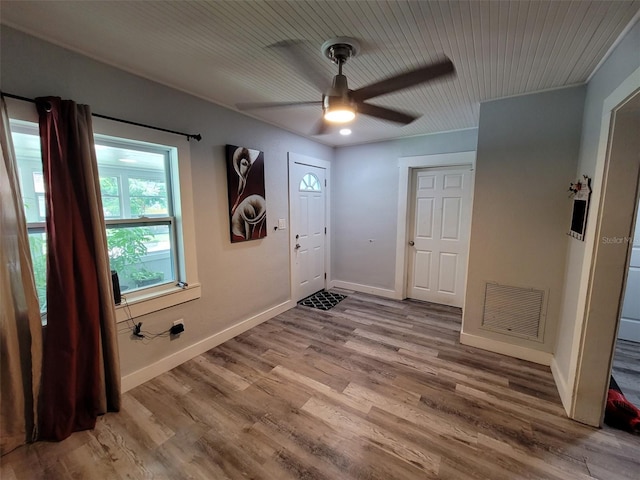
236, 37, 455, 135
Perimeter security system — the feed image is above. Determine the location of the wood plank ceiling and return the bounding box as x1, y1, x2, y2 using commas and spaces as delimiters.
1, 1, 639, 146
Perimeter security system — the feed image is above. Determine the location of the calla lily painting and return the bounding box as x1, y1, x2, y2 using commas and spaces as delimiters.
226, 145, 267, 242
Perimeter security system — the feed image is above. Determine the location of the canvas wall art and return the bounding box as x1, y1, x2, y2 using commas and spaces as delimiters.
225, 145, 267, 242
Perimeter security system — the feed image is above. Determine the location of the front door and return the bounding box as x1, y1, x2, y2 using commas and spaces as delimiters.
407, 166, 473, 307
290, 161, 326, 301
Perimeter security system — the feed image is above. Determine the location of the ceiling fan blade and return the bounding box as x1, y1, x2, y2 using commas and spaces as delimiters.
310, 117, 330, 135
268, 40, 332, 93
236, 100, 321, 110
357, 102, 418, 125
352, 58, 455, 102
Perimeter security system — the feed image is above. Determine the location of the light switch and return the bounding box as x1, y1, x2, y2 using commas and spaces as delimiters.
278, 218, 287, 230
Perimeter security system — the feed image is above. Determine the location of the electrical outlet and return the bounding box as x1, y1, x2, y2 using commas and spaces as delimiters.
170, 318, 185, 335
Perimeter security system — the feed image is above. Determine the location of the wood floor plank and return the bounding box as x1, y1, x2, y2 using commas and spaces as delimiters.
367, 409, 522, 480
2, 291, 639, 479
301, 396, 441, 475
251, 411, 351, 480
344, 382, 478, 446
271, 365, 371, 413
190, 354, 253, 391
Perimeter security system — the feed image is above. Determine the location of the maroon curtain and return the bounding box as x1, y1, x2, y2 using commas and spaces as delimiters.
36, 97, 120, 441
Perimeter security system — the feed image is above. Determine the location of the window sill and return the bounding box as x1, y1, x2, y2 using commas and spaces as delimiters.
115, 282, 201, 323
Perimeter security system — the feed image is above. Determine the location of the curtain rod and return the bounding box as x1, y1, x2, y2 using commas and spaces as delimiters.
1, 92, 202, 142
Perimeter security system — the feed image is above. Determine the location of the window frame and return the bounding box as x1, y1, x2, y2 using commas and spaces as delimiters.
7, 98, 201, 323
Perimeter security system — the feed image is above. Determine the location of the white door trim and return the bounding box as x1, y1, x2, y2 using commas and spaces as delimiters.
395, 151, 476, 299
288, 152, 331, 302
562, 67, 640, 426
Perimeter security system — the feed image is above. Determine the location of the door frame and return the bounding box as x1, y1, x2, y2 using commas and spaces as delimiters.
288, 152, 331, 302
394, 151, 476, 299
568, 71, 640, 425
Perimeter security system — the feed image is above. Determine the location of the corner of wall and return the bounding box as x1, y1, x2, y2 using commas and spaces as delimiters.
121, 299, 294, 392
550, 356, 573, 415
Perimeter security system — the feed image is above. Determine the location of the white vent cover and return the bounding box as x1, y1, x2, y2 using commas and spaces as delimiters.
481, 283, 546, 341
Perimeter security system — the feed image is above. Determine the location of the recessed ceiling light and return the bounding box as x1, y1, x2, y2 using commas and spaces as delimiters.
339, 128, 352, 136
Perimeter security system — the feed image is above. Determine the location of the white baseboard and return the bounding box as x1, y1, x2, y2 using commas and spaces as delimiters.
121, 299, 295, 392
459, 331, 553, 366
551, 357, 573, 417
329, 280, 401, 300
618, 318, 640, 343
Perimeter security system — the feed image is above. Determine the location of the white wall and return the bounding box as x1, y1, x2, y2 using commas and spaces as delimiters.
462, 86, 586, 363
553, 20, 640, 420
1, 27, 333, 387
331, 130, 478, 293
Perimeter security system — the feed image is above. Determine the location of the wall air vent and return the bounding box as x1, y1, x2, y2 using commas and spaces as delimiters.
481, 282, 547, 342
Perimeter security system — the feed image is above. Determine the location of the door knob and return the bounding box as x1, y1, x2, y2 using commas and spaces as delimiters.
408, 240, 415, 246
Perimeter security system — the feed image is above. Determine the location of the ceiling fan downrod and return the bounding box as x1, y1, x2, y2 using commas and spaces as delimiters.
321, 37, 360, 122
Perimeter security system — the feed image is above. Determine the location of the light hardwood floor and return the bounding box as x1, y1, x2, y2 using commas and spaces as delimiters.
2, 290, 639, 479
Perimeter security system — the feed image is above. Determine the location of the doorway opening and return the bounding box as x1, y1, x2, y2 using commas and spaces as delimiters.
610, 94, 640, 412
612, 191, 640, 408
572, 86, 640, 425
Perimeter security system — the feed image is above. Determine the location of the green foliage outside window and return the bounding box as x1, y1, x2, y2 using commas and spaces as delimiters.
100, 176, 121, 217
28, 233, 47, 312
100, 176, 119, 196
27, 226, 164, 311
107, 226, 152, 285
128, 178, 168, 216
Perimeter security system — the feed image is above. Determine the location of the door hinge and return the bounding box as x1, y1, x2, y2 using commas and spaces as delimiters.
324, 273, 327, 279
324, 227, 327, 234
325, 179, 327, 187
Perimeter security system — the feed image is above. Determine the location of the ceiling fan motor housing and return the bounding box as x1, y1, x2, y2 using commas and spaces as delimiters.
323, 74, 356, 119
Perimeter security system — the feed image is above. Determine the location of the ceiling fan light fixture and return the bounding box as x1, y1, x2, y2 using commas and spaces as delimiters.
323, 73, 355, 122
239, 36, 455, 135
324, 106, 355, 123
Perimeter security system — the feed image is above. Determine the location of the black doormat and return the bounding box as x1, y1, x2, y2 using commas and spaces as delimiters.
298, 290, 347, 311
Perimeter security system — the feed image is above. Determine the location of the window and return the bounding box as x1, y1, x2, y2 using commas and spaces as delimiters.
95, 137, 175, 292
8, 98, 200, 322
299, 172, 321, 192
11, 122, 48, 311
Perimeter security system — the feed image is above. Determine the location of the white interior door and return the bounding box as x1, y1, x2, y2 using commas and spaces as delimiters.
618, 197, 640, 342
290, 161, 326, 301
407, 166, 473, 307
